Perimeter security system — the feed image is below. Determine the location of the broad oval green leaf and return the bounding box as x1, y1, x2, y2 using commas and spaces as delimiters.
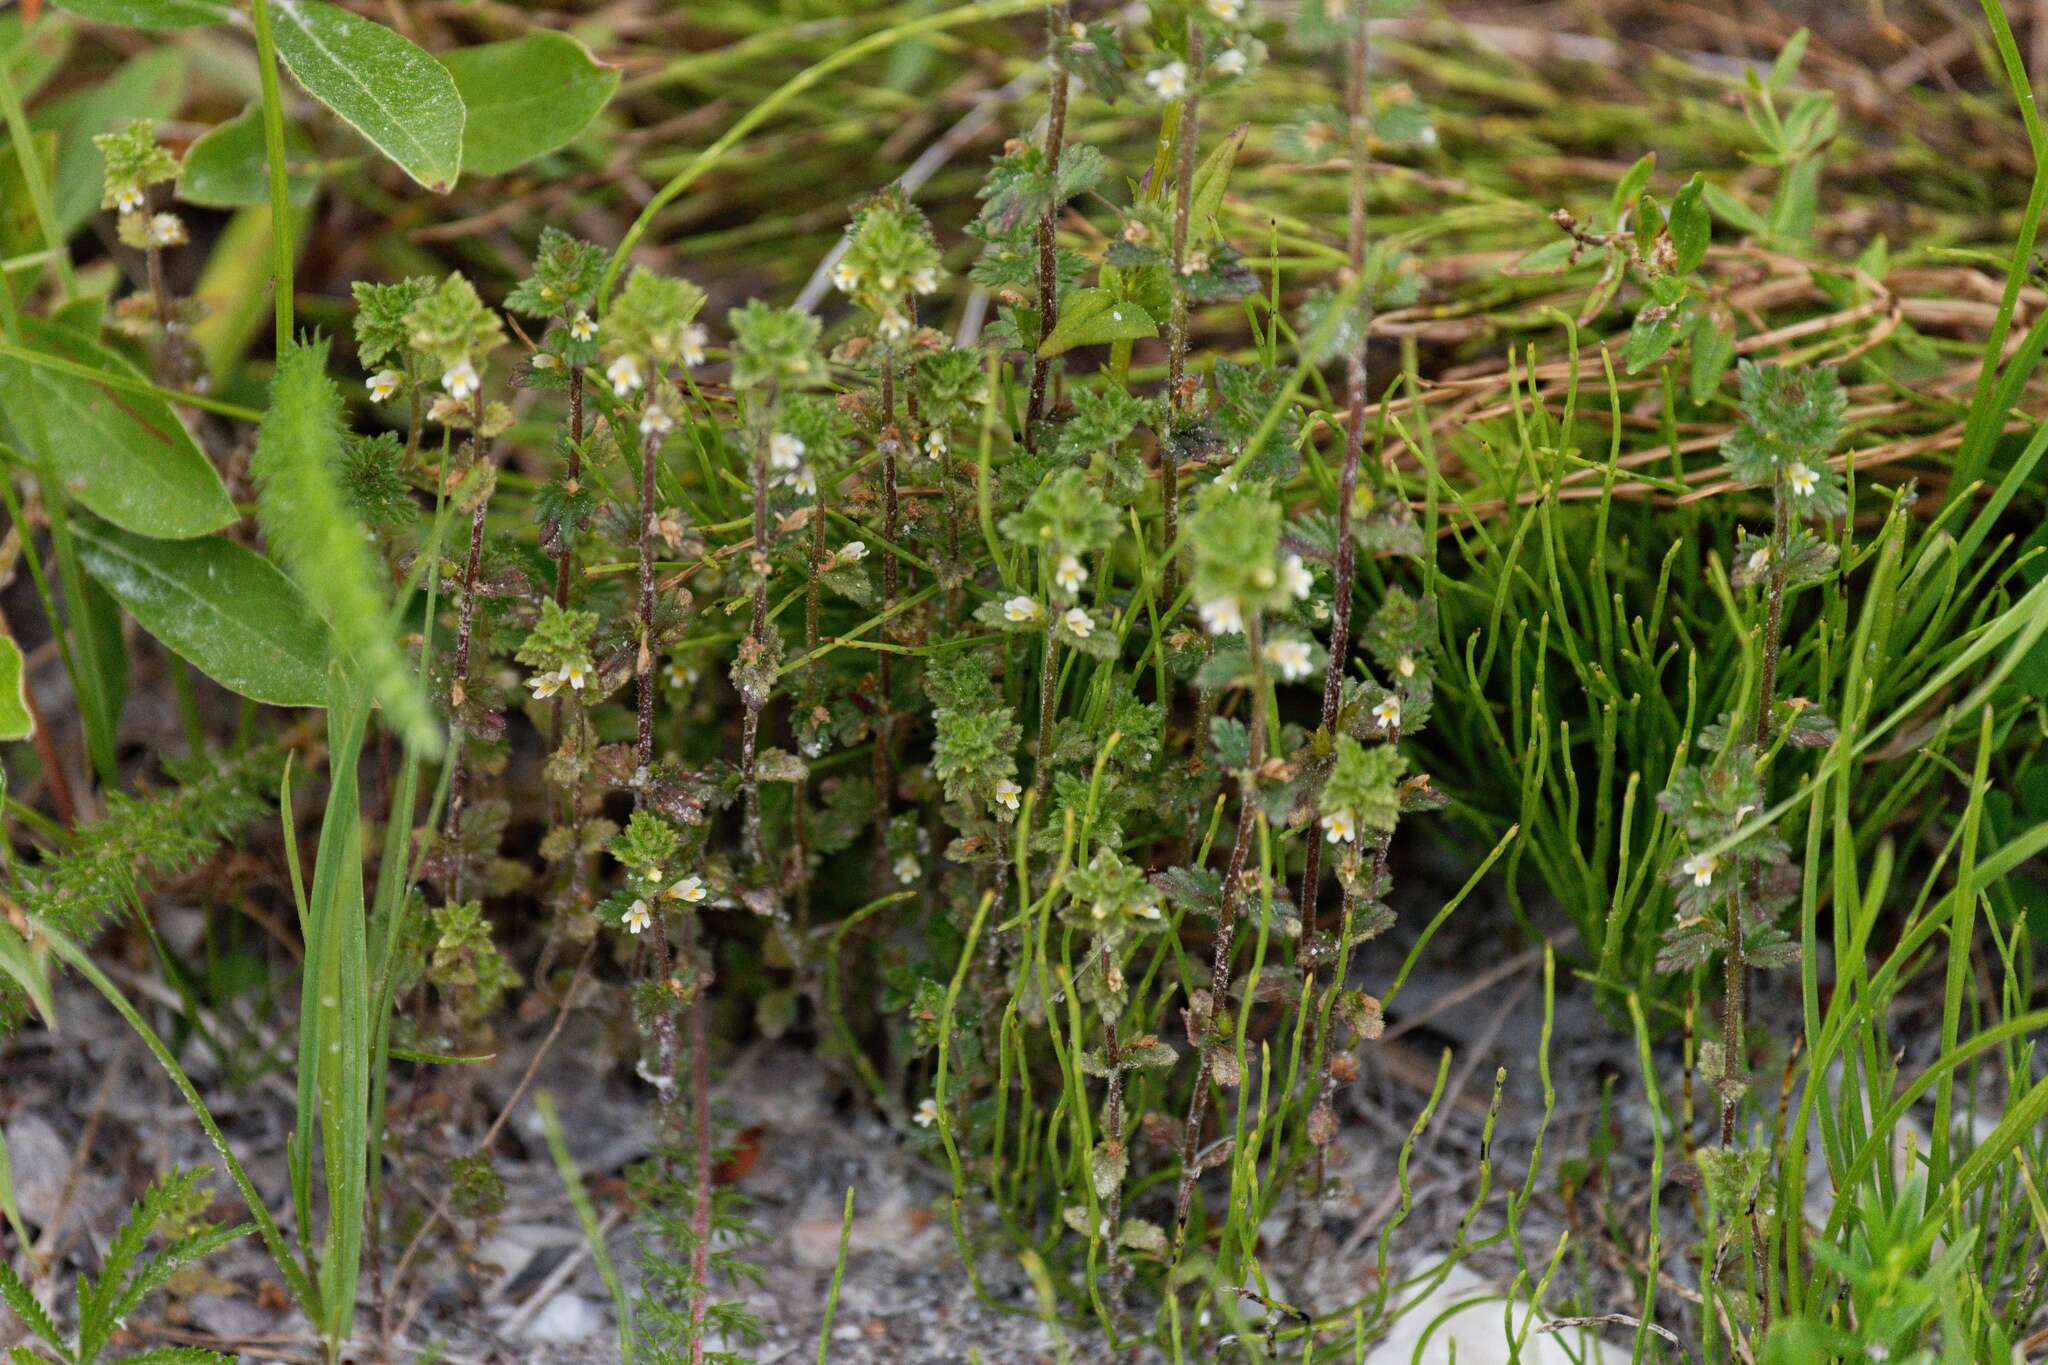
441, 31, 618, 178
1037, 288, 1158, 358
74, 520, 331, 708
178, 104, 320, 208
50, 0, 232, 28
0, 320, 235, 538
1670, 172, 1711, 277
0, 635, 32, 740
270, 0, 464, 192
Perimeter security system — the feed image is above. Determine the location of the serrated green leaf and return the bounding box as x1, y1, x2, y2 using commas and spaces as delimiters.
50, 0, 231, 27
177, 104, 320, 208
74, 520, 331, 708
0, 319, 235, 538
0, 637, 29, 741
270, 0, 465, 192
442, 31, 618, 178
1037, 288, 1157, 358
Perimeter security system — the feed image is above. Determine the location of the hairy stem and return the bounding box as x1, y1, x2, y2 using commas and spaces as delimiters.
1025, 1, 1072, 443
740, 413, 773, 867
444, 387, 493, 901
1161, 19, 1205, 608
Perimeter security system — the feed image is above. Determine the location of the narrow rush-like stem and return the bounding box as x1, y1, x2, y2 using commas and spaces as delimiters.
637, 423, 662, 778
444, 387, 494, 901
1297, 0, 1373, 954
873, 360, 900, 829
1173, 614, 1265, 1252
740, 413, 773, 866
1098, 938, 1127, 1291
1161, 20, 1205, 608
1025, 1, 1072, 443
549, 363, 586, 753
687, 986, 713, 1365
1035, 625, 1060, 798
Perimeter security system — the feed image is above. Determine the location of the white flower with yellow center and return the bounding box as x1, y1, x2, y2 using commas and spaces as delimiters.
1682, 853, 1718, 887
147, 212, 187, 247
1321, 809, 1357, 844
1198, 594, 1245, 636
893, 853, 922, 885
878, 307, 911, 342
367, 369, 402, 403
1054, 554, 1088, 595
1281, 553, 1314, 600
1146, 61, 1189, 100
1787, 462, 1818, 498
925, 429, 948, 458
570, 312, 596, 342
832, 261, 860, 293
1373, 696, 1402, 731
664, 660, 696, 689
606, 353, 643, 394
1004, 595, 1042, 624
639, 404, 674, 438
1134, 900, 1163, 921
622, 900, 653, 934
769, 432, 806, 471
528, 668, 567, 700
1062, 607, 1094, 639
667, 874, 707, 903
114, 185, 146, 213
680, 323, 708, 368
910, 267, 939, 296
441, 358, 480, 401
914, 1097, 939, 1127
993, 777, 1023, 812
1213, 47, 1248, 77
1206, 0, 1242, 19
789, 466, 817, 497
1264, 637, 1313, 681
560, 660, 591, 691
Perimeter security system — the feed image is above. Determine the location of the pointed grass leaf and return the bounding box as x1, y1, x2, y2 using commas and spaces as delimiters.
1037, 288, 1157, 358
50, 0, 232, 27
251, 339, 440, 753
178, 103, 319, 208
441, 31, 618, 178
269, 0, 464, 192
0, 319, 235, 538
0, 636, 29, 740
74, 520, 331, 708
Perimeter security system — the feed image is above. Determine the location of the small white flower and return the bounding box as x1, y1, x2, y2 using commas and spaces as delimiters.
681, 323, 708, 368
570, 311, 596, 342
1265, 637, 1313, 681
622, 899, 653, 935
893, 853, 922, 885
1206, 0, 1242, 19
1062, 607, 1094, 639
925, 429, 948, 458
367, 369, 402, 403
1788, 462, 1818, 498
1134, 900, 1163, 921
1212, 47, 1247, 76
668, 874, 708, 903
830, 540, 866, 567
114, 184, 145, 213
664, 660, 696, 688
561, 660, 591, 691
914, 1097, 939, 1127
146, 212, 186, 247
1145, 60, 1189, 100
769, 432, 806, 470
1748, 544, 1771, 574
1198, 594, 1245, 636
1321, 809, 1357, 844
1682, 853, 1718, 888
789, 465, 817, 497
1004, 595, 1042, 624
1054, 554, 1088, 595
531, 352, 559, 370
832, 260, 861, 293
1373, 696, 1402, 731
441, 358, 480, 401
878, 307, 911, 342
910, 266, 939, 296
606, 353, 643, 393
1397, 653, 1418, 679
527, 667, 567, 700
639, 403, 674, 438
993, 777, 1023, 812
1181, 250, 1211, 277
1280, 553, 1314, 600
879, 271, 899, 292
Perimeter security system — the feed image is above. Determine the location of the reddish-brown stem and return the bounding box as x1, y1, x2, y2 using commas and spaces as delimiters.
1160, 20, 1205, 609
444, 387, 493, 902
686, 987, 713, 1364
636, 423, 661, 779
1024, 2, 1072, 444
